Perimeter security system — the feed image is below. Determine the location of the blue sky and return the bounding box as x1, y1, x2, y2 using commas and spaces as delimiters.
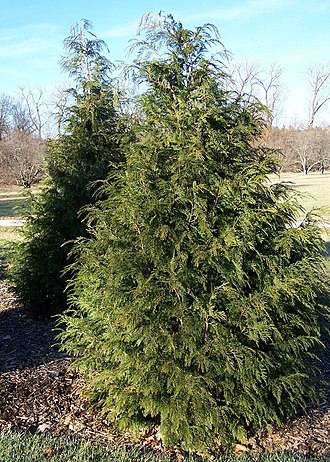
1, 0, 329, 125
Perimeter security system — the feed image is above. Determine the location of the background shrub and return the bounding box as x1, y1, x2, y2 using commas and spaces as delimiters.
10, 20, 124, 315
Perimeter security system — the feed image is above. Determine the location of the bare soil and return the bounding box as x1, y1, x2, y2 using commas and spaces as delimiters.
0, 280, 329, 457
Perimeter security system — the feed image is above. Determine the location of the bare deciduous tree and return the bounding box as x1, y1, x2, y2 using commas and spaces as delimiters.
11, 101, 34, 134
49, 83, 72, 136
18, 87, 49, 138
228, 60, 284, 126
0, 94, 15, 140
0, 131, 45, 187
256, 62, 284, 127
306, 63, 330, 127
228, 60, 260, 101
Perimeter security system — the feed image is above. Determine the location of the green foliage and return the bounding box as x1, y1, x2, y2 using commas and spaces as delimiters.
10, 20, 124, 315
59, 14, 330, 453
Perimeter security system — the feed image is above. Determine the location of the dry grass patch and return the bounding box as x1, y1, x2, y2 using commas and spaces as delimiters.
268, 172, 330, 220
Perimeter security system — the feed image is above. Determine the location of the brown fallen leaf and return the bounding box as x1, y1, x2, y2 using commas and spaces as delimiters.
43, 447, 54, 458
37, 422, 51, 433
43, 446, 63, 458
233, 443, 249, 455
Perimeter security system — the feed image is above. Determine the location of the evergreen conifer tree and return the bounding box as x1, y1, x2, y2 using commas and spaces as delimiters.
11, 20, 124, 315
59, 14, 329, 452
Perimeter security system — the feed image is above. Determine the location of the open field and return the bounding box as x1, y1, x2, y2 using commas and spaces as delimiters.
2, 172, 330, 219
268, 172, 330, 221
1, 174, 330, 248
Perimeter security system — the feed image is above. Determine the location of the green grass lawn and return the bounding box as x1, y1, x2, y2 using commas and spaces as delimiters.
0, 227, 22, 275
0, 197, 27, 218
0, 185, 29, 218
0, 431, 170, 462
0, 185, 28, 248
0, 431, 327, 462
0, 186, 27, 275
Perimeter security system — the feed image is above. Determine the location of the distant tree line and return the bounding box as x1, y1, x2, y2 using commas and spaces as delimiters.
228, 59, 330, 174
267, 125, 330, 174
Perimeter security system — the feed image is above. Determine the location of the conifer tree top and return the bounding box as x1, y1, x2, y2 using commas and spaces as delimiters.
127, 13, 230, 92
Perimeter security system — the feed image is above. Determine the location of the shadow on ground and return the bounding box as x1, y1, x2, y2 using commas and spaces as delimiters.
0, 300, 66, 372
323, 241, 330, 260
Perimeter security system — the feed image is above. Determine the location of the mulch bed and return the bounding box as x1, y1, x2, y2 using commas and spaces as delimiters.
0, 280, 329, 458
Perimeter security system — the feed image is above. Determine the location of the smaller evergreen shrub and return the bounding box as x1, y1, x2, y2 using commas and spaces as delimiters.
10, 20, 124, 315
